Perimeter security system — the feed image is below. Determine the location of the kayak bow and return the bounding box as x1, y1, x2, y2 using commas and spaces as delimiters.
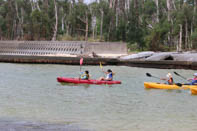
189, 87, 197, 95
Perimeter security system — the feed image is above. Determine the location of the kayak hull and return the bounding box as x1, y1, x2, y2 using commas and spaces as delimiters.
144, 82, 181, 90
57, 77, 121, 85
189, 87, 197, 95
144, 82, 197, 94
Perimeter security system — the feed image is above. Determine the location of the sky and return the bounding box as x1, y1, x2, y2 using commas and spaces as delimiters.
84, 0, 96, 4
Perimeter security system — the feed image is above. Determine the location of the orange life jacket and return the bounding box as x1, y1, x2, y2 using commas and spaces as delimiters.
168, 78, 174, 85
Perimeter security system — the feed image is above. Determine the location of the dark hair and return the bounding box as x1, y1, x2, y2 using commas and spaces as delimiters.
107, 69, 112, 73
85, 70, 89, 74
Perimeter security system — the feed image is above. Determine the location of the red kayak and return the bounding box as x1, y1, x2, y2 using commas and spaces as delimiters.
57, 77, 121, 85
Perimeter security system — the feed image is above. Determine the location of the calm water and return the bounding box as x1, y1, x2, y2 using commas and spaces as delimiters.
0, 63, 196, 131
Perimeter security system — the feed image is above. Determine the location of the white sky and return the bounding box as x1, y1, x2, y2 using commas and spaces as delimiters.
84, 0, 96, 4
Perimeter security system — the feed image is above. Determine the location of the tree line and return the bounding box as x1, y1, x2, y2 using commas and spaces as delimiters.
0, 0, 197, 51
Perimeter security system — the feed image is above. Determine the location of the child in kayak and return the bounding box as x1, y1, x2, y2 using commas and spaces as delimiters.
80, 70, 90, 80
187, 73, 197, 85
100, 69, 114, 81
161, 73, 174, 85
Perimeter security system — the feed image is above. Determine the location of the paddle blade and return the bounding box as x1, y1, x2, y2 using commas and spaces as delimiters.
146, 73, 152, 77
175, 83, 182, 87
174, 72, 180, 76
80, 58, 83, 65
100, 62, 103, 69
174, 71, 188, 80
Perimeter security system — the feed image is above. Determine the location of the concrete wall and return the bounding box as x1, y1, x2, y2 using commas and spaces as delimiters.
0, 54, 196, 70
84, 42, 127, 54
0, 41, 127, 56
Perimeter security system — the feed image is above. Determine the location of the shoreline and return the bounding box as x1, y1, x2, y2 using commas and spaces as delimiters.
0, 54, 196, 70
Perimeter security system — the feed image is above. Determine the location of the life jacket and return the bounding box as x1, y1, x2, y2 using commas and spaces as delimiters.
106, 72, 113, 80
191, 78, 197, 85
81, 73, 89, 80
193, 78, 197, 80
168, 78, 174, 85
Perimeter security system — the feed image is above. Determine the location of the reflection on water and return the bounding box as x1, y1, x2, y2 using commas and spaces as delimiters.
0, 63, 196, 131
59, 82, 91, 88
0, 119, 89, 131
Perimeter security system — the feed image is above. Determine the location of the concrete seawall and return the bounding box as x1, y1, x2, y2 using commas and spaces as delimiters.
0, 55, 196, 70
0, 41, 127, 56
0, 55, 118, 65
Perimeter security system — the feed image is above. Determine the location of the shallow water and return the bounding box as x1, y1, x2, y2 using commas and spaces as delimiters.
0, 63, 196, 131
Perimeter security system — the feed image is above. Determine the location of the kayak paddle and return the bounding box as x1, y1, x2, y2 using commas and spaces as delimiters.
173, 71, 188, 81
99, 62, 103, 70
79, 58, 83, 79
146, 73, 161, 80
80, 58, 83, 72
100, 62, 105, 77
175, 83, 182, 87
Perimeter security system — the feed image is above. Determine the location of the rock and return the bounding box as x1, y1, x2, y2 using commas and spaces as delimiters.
173, 53, 197, 62
120, 51, 154, 60
145, 52, 176, 61
146, 52, 197, 62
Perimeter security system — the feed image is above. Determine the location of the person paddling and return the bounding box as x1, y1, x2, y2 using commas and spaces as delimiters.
161, 73, 174, 85
99, 69, 114, 81
80, 70, 90, 80
187, 73, 197, 85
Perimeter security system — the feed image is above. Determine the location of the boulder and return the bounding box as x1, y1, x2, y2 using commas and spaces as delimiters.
146, 52, 197, 62
120, 51, 154, 60
173, 53, 197, 62
145, 52, 176, 61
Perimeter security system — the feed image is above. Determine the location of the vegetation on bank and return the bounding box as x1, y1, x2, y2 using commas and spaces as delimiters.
0, 0, 197, 52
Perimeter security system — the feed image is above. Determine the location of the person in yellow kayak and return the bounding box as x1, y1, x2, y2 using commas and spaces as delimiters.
161, 73, 174, 85
80, 70, 90, 80
99, 69, 114, 81
187, 73, 197, 85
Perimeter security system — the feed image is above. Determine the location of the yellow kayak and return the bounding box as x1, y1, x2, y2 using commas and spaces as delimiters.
189, 87, 197, 95
180, 85, 197, 95
144, 82, 182, 90
144, 82, 197, 94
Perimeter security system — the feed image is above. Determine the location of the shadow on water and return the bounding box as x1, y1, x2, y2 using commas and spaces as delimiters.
0, 119, 89, 131
58, 82, 114, 88
166, 89, 182, 93
145, 88, 183, 93
58, 82, 91, 88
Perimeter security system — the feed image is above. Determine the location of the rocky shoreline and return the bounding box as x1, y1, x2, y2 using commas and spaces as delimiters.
120, 51, 197, 62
